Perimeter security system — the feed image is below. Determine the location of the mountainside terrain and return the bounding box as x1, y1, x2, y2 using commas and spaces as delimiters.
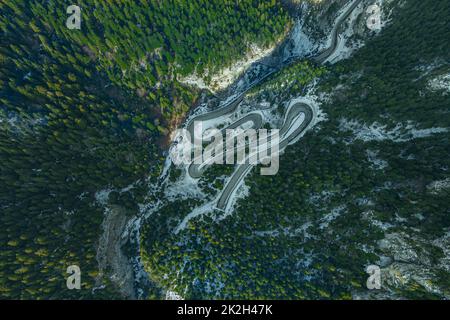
0, 0, 290, 299
1, 0, 449, 300
140, 0, 450, 299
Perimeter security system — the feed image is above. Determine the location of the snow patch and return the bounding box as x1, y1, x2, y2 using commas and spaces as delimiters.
320, 205, 346, 230
166, 290, 184, 300
288, 20, 316, 58
427, 178, 450, 195
339, 119, 448, 143
428, 73, 450, 95
367, 149, 388, 170
95, 188, 112, 207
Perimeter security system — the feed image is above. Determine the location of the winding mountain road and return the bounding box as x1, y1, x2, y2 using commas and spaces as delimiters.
313, 0, 363, 64
182, 0, 363, 210
188, 112, 263, 179
217, 103, 313, 210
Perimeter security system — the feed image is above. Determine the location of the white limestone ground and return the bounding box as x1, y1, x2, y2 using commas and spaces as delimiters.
373, 232, 450, 299
375, 0, 397, 29
426, 178, 450, 195
95, 188, 113, 207
0, 110, 46, 134
94, 181, 140, 207
361, 210, 395, 232
366, 149, 389, 170
165, 290, 184, 300
339, 118, 448, 143
428, 73, 450, 95
163, 173, 205, 202
287, 17, 317, 58
319, 204, 347, 230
